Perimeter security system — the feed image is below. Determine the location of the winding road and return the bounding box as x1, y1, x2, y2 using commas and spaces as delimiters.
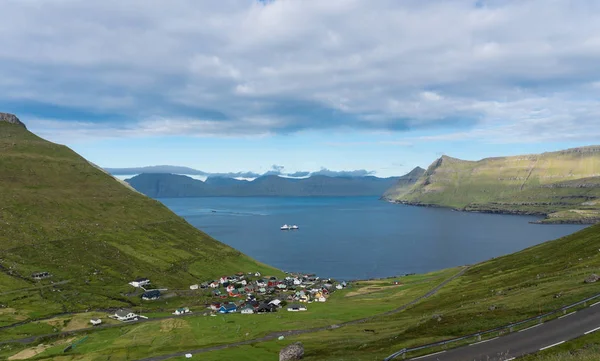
393, 301, 600, 361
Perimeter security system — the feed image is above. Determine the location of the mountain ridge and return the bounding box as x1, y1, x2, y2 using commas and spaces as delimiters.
126, 173, 403, 197
384, 146, 600, 224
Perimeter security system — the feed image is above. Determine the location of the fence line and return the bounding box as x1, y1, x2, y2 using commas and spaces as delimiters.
384, 291, 600, 360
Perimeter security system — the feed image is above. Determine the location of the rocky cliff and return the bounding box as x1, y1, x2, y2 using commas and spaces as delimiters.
0, 112, 27, 128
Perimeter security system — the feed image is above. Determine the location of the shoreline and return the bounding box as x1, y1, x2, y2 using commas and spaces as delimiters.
381, 198, 599, 225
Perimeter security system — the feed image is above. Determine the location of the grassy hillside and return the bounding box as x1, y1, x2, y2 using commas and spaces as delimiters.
389, 147, 600, 223
0, 119, 280, 325
381, 166, 425, 199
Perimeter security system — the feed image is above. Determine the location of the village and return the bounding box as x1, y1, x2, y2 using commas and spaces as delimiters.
103, 271, 349, 324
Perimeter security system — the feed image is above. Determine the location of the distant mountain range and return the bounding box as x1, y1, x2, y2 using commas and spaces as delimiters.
383, 146, 600, 224
106, 165, 377, 179
126, 173, 406, 197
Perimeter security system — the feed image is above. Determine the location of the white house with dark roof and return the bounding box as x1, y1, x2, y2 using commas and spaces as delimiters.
114, 309, 138, 321
129, 278, 150, 288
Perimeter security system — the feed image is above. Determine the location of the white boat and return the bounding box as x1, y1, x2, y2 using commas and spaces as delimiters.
281, 224, 291, 230
291, 225, 299, 230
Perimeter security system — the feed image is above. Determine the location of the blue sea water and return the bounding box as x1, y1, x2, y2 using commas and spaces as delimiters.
159, 197, 587, 280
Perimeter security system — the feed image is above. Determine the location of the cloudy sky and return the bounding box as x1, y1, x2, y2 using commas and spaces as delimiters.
2, 0, 600, 177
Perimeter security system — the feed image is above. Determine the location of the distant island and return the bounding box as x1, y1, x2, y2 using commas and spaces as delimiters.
125, 173, 409, 197
383, 146, 600, 224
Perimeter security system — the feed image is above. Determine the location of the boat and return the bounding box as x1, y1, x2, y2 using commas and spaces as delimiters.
280, 224, 291, 230
291, 225, 299, 230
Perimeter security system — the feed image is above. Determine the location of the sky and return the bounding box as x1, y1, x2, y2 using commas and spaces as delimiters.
1, 0, 600, 177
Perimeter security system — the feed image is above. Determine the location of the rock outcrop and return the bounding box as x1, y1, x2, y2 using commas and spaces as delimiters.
279, 342, 304, 361
0, 113, 26, 128
584, 274, 599, 283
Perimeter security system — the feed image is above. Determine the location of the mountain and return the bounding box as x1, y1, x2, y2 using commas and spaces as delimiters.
0, 114, 279, 321
105, 165, 208, 175
126, 173, 400, 197
381, 166, 425, 199
385, 147, 600, 224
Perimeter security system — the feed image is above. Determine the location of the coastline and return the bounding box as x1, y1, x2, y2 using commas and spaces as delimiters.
381, 197, 599, 225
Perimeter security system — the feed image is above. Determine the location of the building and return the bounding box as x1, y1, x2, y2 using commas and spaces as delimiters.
241, 306, 254, 314
287, 304, 307, 312
141, 290, 161, 300
129, 278, 150, 288
114, 309, 137, 321
173, 307, 190, 315
219, 303, 237, 313
189, 284, 199, 290
210, 302, 221, 311
90, 318, 102, 326
31, 272, 51, 280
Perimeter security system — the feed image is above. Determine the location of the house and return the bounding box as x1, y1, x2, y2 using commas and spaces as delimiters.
276, 283, 287, 289
129, 278, 150, 288
257, 302, 277, 313
219, 276, 228, 284
210, 302, 221, 311
318, 296, 327, 302
114, 309, 137, 321
269, 276, 278, 281
239, 279, 247, 286
241, 306, 254, 314
287, 304, 307, 312
31, 272, 51, 280
268, 299, 282, 307
258, 287, 267, 294
90, 318, 102, 326
209, 281, 219, 288
190, 284, 199, 290
226, 284, 236, 293
200, 282, 209, 289
293, 278, 302, 285
254, 271, 261, 277
219, 303, 237, 313
173, 307, 190, 315
213, 289, 221, 296
141, 290, 161, 300
336, 284, 343, 290
256, 279, 267, 287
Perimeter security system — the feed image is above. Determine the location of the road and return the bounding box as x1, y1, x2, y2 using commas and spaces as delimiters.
0, 279, 72, 296
398, 301, 600, 361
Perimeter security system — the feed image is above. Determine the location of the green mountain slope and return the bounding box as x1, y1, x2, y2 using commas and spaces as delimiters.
381, 166, 425, 199
126, 173, 400, 197
387, 147, 600, 224
0, 115, 279, 322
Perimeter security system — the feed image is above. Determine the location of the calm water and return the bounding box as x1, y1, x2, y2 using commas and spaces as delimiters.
159, 197, 587, 280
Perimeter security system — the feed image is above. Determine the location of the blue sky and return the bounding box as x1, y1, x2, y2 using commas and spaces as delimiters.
1, 0, 600, 177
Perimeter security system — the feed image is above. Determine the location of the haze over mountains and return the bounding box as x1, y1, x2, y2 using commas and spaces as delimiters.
126, 173, 404, 197
384, 146, 600, 224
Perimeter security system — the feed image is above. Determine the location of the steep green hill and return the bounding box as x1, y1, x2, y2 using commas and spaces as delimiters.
386, 147, 600, 224
0, 115, 279, 323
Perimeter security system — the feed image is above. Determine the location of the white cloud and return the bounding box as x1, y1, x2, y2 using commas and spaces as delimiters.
0, 0, 599, 143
